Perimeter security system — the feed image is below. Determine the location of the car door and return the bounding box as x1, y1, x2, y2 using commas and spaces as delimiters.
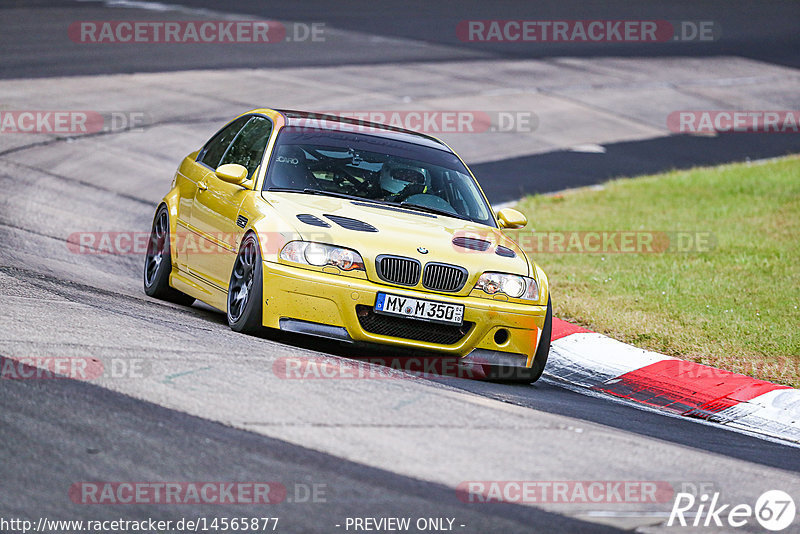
178, 115, 250, 272
188, 115, 273, 290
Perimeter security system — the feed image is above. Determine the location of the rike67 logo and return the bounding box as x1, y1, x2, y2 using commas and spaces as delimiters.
668, 490, 796, 531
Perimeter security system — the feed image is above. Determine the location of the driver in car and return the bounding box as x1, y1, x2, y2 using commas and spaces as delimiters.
380, 164, 429, 202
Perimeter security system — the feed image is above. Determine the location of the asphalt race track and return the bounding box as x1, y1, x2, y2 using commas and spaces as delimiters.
1, 1, 799, 533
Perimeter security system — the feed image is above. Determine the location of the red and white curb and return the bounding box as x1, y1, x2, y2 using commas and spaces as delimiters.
546, 319, 800, 444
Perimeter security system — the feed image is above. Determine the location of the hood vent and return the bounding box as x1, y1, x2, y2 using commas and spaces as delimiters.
452, 236, 491, 251
495, 245, 517, 258
296, 214, 331, 227
325, 214, 378, 233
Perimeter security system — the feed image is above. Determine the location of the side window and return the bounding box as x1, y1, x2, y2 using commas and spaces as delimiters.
197, 115, 250, 169
219, 116, 273, 179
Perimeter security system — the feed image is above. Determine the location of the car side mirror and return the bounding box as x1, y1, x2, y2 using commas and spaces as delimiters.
215, 164, 249, 186
496, 208, 528, 229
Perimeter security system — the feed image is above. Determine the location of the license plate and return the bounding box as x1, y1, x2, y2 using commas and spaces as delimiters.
374, 293, 464, 325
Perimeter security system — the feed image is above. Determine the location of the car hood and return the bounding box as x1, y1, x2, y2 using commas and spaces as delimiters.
263, 191, 531, 280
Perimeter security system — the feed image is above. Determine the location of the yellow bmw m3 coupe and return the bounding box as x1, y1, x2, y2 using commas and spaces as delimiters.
144, 109, 551, 382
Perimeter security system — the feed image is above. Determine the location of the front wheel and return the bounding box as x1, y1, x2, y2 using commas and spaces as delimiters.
490, 296, 552, 384
143, 205, 195, 306
227, 233, 264, 335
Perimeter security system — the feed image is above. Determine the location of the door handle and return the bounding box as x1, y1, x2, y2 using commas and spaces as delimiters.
198, 181, 208, 192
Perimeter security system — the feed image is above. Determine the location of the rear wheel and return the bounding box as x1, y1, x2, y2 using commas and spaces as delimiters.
143, 205, 195, 306
227, 233, 264, 335
490, 296, 552, 383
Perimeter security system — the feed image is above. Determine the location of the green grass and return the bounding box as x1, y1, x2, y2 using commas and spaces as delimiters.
514, 155, 800, 386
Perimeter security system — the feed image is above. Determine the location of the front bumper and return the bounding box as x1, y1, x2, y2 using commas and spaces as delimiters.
261, 261, 547, 367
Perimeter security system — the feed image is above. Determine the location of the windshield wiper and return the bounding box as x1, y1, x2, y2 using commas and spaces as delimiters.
396, 202, 472, 221
302, 188, 362, 200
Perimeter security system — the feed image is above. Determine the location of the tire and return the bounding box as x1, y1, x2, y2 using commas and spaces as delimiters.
143, 205, 195, 306
489, 296, 552, 384
227, 232, 264, 335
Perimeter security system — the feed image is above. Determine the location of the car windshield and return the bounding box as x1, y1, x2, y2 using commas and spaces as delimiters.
264, 127, 495, 226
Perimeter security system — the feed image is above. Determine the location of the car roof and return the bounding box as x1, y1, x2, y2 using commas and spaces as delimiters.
275, 109, 451, 151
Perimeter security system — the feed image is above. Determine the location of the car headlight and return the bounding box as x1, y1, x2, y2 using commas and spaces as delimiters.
474, 272, 538, 301
280, 241, 364, 271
